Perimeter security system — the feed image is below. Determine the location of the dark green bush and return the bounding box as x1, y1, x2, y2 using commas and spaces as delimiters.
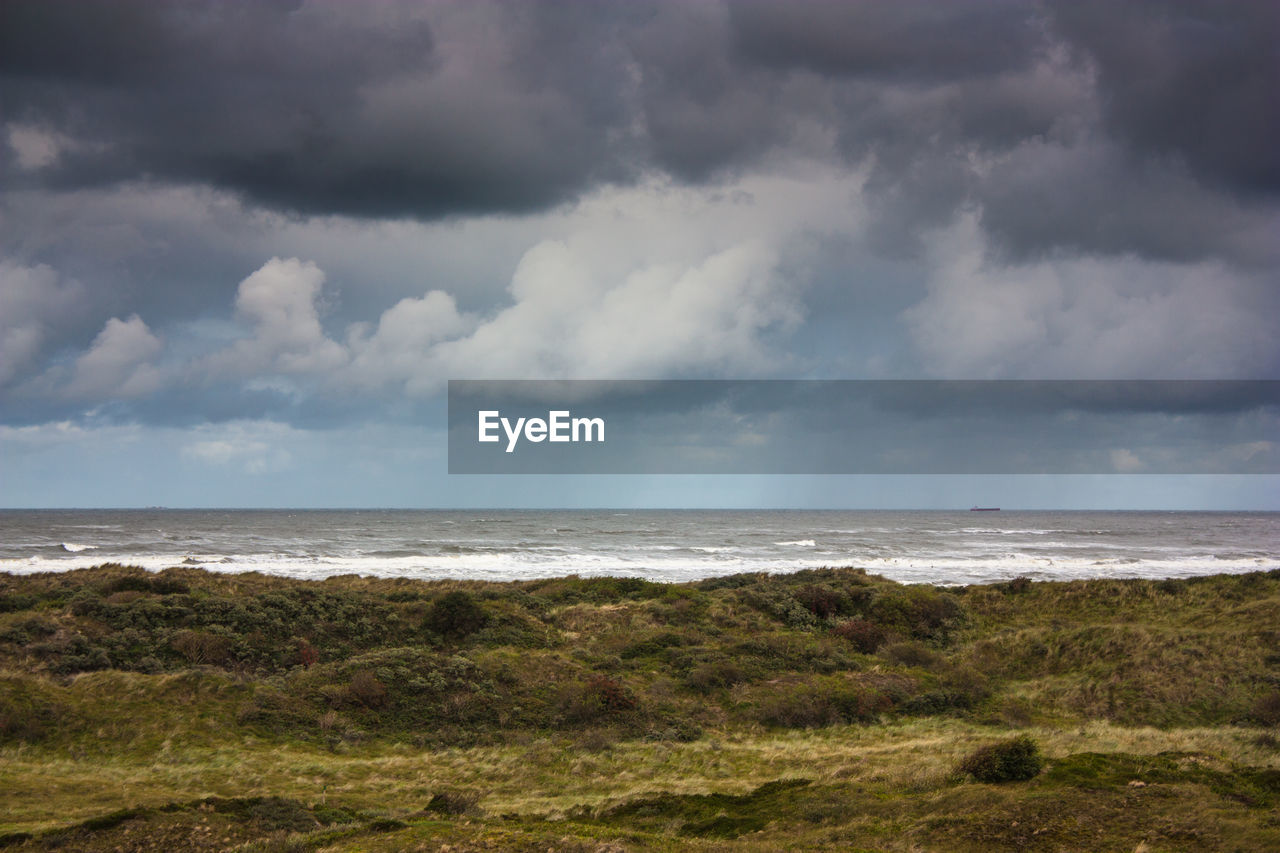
879, 641, 941, 669
1003, 576, 1033, 594
295, 637, 319, 668
794, 584, 846, 619
68, 588, 105, 618
150, 575, 192, 595
521, 575, 667, 606
898, 689, 975, 716
426, 789, 482, 816
79, 807, 144, 831
558, 675, 638, 723
347, 670, 388, 708
833, 618, 886, 653
194, 796, 321, 832
1250, 691, 1280, 727
695, 572, 764, 591
651, 592, 709, 625
103, 575, 155, 595
685, 661, 748, 693
0, 616, 56, 645
957, 735, 1043, 782
739, 587, 819, 629
31, 633, 113, 674
170, 629, 232, 666
754, 679, 890, 729
425, 591, 489, 640
0, 593, 37, 613
869, 586, 961, 643
0, 691, 64, 743
586, 674, 637, 712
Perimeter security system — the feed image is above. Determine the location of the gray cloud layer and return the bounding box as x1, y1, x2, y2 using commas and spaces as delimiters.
1, 0, 1277, 434
4, 1, 1276, 247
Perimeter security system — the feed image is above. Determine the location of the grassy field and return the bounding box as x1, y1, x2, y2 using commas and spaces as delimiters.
1, 564, 1278, 851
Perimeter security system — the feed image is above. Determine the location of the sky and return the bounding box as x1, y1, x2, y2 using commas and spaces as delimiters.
1, 0, 1277, 509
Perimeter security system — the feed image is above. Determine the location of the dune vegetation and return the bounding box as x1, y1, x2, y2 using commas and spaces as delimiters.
1, 563, 1278, 851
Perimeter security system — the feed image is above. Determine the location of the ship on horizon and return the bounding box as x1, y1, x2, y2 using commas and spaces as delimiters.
970, 506, 1000, 511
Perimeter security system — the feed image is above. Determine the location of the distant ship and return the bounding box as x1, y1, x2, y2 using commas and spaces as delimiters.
970, 506, 1000, 511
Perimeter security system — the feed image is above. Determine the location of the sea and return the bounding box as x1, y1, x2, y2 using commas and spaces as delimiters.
0, 509, 1275, 586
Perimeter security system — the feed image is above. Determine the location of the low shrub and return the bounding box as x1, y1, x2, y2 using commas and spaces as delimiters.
79, 807, 144, 831
0, 593, 37, 613
794, 584, 846, 619
558, 674, 638, 724
425, 789, 482, 816
150, 574, 192, 595
0, 616, 56, 645
833, 618, 886, 654
739, 587, 819, 629
753, 679, 890, 728
957, 735, 1043, 782
197, 796, 322, 832
879, 641, 941, 669
102, 575, 155, 595
347, 670, 388, 708
0, 693, 63, 743
1004, 576, 1033, 594
425, 591, 489, 640
869, 587, 961, 643
576, 728, 617, 752
1249, 691, 1280, 727
170, 629, 232, 666
586, 674, 638, 712
32, 633, 113, 674
295, 638, 319, 668
898, 689, 975, 716
685, 661, 748, 693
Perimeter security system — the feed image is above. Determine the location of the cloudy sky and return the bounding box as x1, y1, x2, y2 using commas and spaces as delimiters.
1, 0, 1276, 508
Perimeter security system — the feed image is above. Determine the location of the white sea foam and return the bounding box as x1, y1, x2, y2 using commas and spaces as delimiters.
3, 548, 1272, 586
1, 510, 1274, 586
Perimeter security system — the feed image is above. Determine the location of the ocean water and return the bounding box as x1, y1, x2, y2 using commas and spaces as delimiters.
0, 509, 1275, 586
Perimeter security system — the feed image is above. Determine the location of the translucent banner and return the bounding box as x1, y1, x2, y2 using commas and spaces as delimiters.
447, 380, 1279, 474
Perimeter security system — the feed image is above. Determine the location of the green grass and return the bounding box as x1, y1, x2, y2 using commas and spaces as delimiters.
1, 564, 1278, 850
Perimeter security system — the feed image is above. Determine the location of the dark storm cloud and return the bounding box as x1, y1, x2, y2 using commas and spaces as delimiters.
951, 0, 1280, 263
1046, 0, 1280, 196
697, 0, 1279, 263
974, 139, 1280, 265
3, 0, 1277, 255
0, 0, 638, 218
728, 0, 1045, 81
0, 0, 1275, 298
626, 1, 1068, 185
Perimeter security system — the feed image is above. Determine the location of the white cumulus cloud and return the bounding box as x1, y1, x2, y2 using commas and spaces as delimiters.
904, 214, 1279, 378
0, 260, 82, 387
204, 257, 348, 378
432, 238, 797, 381
343, 290, 474, 394
65, 315, 165, 399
